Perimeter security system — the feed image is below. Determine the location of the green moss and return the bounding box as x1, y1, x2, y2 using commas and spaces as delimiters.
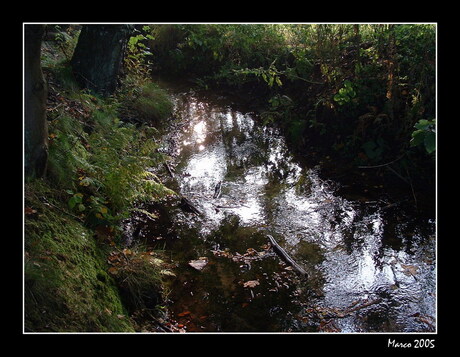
24, 180, 135, 332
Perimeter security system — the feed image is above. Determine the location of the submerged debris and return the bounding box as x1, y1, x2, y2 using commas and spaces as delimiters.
179, 196, 202, 215
267, 235, 308, 277
213, 180, 222, 199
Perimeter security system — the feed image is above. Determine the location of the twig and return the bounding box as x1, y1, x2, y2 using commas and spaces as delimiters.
214, 205, 242, 209
357, 153, 406, 169
405, 166, 418, 208
267, 235, 308, 277
343, 298, 382, 315
386, 165, 410, 184
316, 298, 383, 320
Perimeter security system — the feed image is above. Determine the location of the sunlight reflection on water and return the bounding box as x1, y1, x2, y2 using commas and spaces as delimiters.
160, 87, 436, 332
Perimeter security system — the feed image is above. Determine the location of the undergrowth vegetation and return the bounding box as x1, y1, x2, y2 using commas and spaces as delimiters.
149, 23, 436, 206
150, 24, 435, 156
24, 26, 175, 332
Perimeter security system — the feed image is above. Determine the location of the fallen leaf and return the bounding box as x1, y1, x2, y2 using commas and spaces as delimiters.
188, 258, 208, 271
122, 248, 133, 256
243, 280, 260, 288
25, 207, 37, 215
401, 264, 418, 276
160, 269, 176, 277
178, 311, 191, 317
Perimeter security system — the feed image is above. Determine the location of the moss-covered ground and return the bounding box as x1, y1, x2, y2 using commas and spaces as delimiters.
24, 26, 176, 332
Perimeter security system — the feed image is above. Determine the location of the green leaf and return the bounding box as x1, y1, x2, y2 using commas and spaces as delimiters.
68, 196, 77, 209
261, 73, 268, 83
333, 94, 343, 102
68, 193, 83, 210
410, 130, 425, 147
424, 131, 435, 153
414, 119, 431, 130
275, 76, 282, 87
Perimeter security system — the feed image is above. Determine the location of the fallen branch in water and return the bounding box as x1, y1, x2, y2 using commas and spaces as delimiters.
213, 181, 222, 199
179, 196, 202, 215
308, 298, 383, 320
267, 235, 308, 277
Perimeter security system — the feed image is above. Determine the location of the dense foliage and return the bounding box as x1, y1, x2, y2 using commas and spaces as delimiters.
148, 24, 436, 192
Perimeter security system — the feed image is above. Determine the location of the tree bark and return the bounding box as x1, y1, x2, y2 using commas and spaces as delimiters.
24, 24, 48, 179
71, 25, 133, 96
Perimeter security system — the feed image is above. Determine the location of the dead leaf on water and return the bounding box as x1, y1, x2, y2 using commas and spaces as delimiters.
401, 264, 418, 276
188, 258, 208, 271
243, 280, 260, 288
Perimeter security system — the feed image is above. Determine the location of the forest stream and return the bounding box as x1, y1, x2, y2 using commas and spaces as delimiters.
123, 79, 436, 333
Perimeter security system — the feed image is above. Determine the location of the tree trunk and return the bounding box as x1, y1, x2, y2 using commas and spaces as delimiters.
24, 24, 48, 179
71, 25, 133, 96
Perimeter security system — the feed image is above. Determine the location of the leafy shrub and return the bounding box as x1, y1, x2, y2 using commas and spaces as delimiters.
410, 119, 436, 154
334, 80, 357, 106
47, 80, 175, 226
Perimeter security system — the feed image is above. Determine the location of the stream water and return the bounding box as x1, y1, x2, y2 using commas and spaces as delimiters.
128, 80, 436, 333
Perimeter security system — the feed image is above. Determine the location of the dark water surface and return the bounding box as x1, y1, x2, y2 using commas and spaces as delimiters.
130, 80, 436, 332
